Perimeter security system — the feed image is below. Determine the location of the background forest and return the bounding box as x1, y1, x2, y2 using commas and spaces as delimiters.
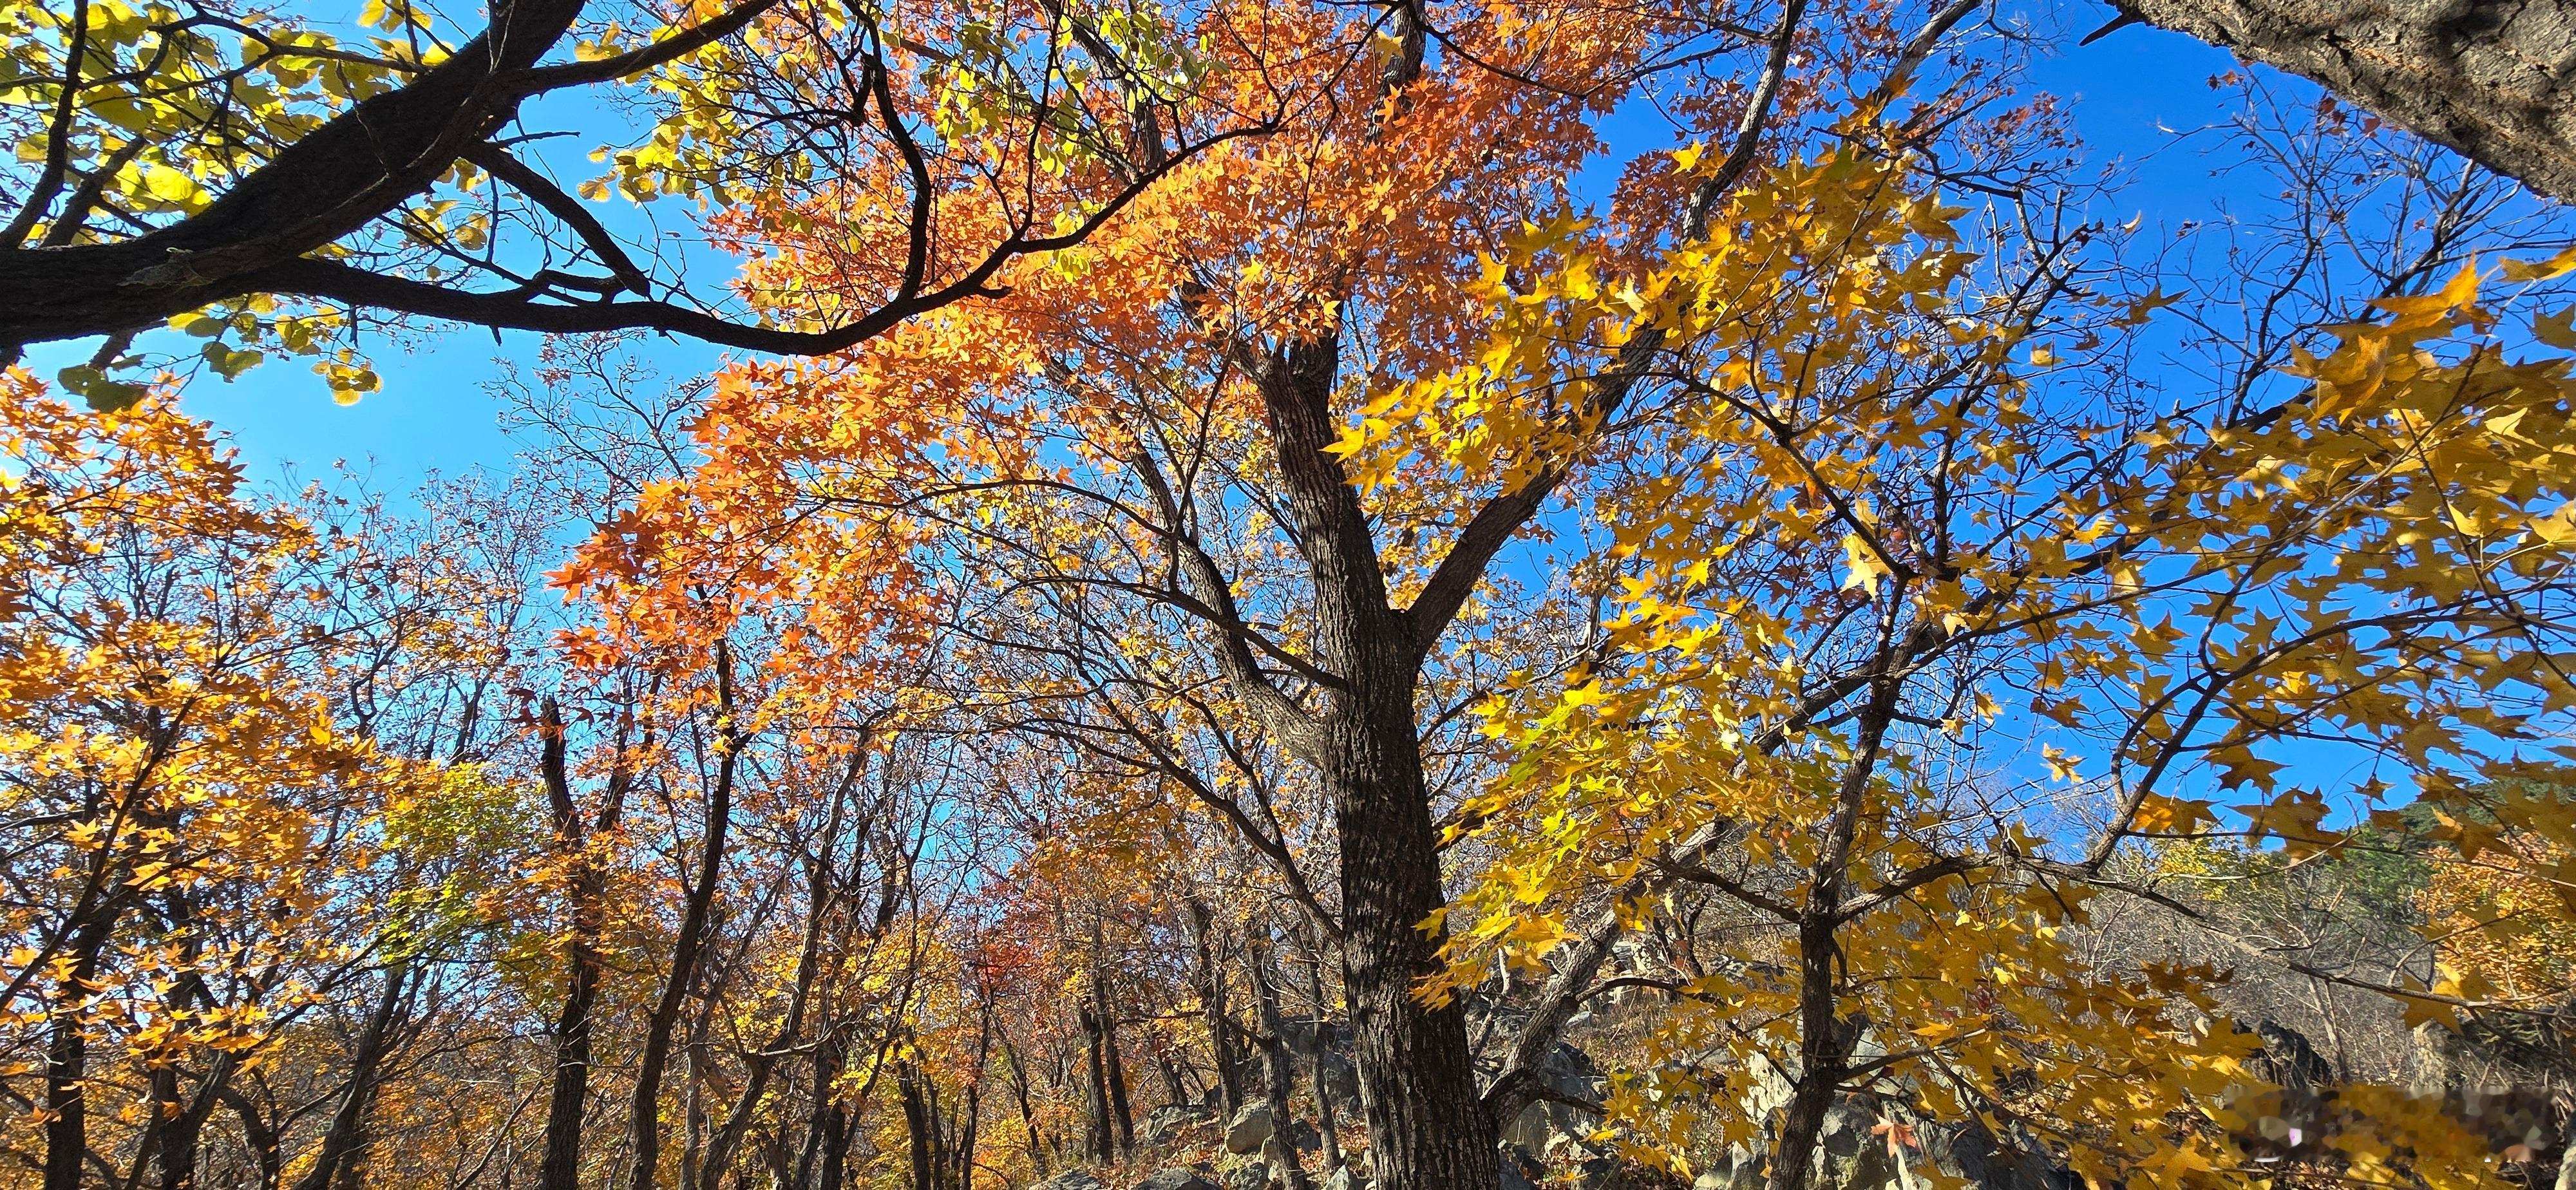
6, 1, 2576, 1190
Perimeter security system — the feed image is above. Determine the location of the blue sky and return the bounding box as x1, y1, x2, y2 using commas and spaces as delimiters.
25, 8, 2278, 498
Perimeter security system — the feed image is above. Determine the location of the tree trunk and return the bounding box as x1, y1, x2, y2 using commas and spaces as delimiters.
900, 1061, 940, 1190
289, 959, 412, 1190
1092, 958, 1136, 1158
2111, 0, 2576, 200
1293, 932, 1345, 1175
538, 696, 628, 1190
1248, 943, 1312, 1190
1189, 898, 1245, 1119
1240, 334, 1499, 1190
1325, 701, 1496, 1190
1081, 1001, 1116, 1162
630, 645, 743, 1190
215, 1082, 283, 1190
998, 1019, 1050, 1179
44, 889, 120, 1190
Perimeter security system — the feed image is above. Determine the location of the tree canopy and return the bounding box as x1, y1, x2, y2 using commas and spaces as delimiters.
7, 4, 2576, 1190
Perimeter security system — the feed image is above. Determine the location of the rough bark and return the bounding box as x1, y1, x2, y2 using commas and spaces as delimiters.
1092, 958, 1137, 1157
1245, 335, 1501, 1190
2112, 0, 2576, 200
1248, 949, 1312, 1190
1081, 1000, 1116, 1162
42, 909, 115, 1190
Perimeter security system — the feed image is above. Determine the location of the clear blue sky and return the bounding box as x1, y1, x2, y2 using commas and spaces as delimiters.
30, 6, 2275, 498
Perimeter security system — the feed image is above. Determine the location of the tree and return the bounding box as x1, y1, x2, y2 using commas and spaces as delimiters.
0, 0, 1257, 406
548, 4, 2038, 1190
1416, 134, 2576, 1190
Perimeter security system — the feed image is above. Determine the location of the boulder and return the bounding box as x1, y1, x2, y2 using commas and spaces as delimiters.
1218, 1160, 1267, 1190
1499, 1146, 1543, 1190
1142, 1102, 1215, 1147
1320, 1167, 1362, 1190
1226, 1101, 1276, 1155
1315, 1051, 1361, 1106
1136, 1170, 1222, 1190
1037, 1172, 1108, 1190
2251, 1020, 2333, 1093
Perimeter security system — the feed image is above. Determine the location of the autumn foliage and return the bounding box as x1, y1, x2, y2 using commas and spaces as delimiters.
9, 0, 2576, 1189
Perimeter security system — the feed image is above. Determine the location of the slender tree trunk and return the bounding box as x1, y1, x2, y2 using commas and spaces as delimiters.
1189, 898, 1244, 1119
215, 1083, 282, 1190
538, 697, 629, 1190
960, 1001, 990, 1190
289, 959, 412, 1190
1248, 945, 1311, 1190
631, 643, 743, 1190
998, 1019, 1050, 1179
1762, 682, 1897, 1190
44, 896, 119, 1190
793, 1024, 846, 1190
1092, 956, 1135, 1157
1293, 930, 1345, 1174
1081, 1001, 1115, 1162
900, 1061, 940, 1190
697, 753, 859, 1190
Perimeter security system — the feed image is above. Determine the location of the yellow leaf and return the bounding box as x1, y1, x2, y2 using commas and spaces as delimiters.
1840, 533, 1888, 596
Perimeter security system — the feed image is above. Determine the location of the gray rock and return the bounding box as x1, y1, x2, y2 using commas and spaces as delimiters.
1320, 1167, 1362, 1190
1226, 1101, 1276, 1155
1037, 1172, 1107, 1190
1142, 1102, 1215, 1147
1499, 1146, 1542, 1190
1135, 1170, 1222, 1190
1315, 1051, 1361, 1106
1218, 1160, 1267, 1190
1498, 1102, 1554, 1154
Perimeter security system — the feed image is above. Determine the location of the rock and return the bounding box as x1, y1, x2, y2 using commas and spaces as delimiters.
1499, 1146, 1543, 1190
1226, 1101, 1276, 1155
1037, 1172, 1107, 1190
2251, 1020, 2333, 1093
1315, 1051, 1361, 1106
1499, 1102, 1553, 1154
1218, 1160, 1267, 1190
1143, 1102, 1215, 1147
1136, 1170, 1222, 1190
1320, 1167, 1361, 1190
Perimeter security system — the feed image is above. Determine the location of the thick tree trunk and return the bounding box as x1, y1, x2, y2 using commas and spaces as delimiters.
1325, 717, 1493, 1190
2112, 0, 2576, 200
1239, 334, 1499, 1190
